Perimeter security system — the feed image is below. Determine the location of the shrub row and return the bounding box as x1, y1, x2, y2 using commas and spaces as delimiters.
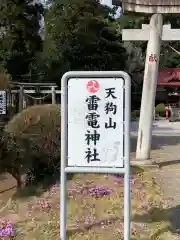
132, 103, 166, 119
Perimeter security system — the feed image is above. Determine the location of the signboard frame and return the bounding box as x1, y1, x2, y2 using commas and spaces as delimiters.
60, 71, 131, 240
0, 90, 7, 115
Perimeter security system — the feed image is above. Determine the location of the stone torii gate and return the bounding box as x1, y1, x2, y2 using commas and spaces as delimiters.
117, 0, 180, 164
123, 19, 180, 163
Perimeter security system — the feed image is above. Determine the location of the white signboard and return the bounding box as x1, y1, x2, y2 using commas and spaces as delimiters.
0, 91, 6, 115
61, 71, 131, 240
68, 78, 124, 168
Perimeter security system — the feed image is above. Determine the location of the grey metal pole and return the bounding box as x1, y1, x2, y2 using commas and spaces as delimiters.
124, 73, 131, 240
18, 86, 24, 112
60, 75, 68, 240
51, 86, 56, 104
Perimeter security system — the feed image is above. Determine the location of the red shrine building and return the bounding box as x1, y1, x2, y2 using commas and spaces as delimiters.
157, 68, 180, 106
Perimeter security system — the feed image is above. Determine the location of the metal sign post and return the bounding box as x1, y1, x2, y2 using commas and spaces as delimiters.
60, 71, 131, 240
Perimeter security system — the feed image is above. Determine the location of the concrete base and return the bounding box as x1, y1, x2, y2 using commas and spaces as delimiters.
131, 158, 158, 168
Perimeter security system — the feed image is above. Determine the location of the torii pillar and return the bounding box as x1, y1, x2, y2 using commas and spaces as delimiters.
122, 14, 180, 164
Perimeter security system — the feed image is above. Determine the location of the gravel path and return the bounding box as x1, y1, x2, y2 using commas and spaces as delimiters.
131, 129, 180, 238
152, 137, 180, 237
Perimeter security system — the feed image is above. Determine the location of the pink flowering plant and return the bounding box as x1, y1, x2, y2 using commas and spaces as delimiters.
0, 218, 15, 237
0, 169, 168, 239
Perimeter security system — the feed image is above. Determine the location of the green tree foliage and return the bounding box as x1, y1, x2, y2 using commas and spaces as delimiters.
118, 14, 180, 75
164, 52, 180, 68
117, 14, 148, 88
159, 17, 180, 68
41, 0, 128, 84
0, 0, 43, 80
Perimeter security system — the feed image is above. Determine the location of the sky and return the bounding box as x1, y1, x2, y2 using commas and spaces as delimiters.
100, 0, 112, 7
41, 0, 113, 6
100, 0, 121, 18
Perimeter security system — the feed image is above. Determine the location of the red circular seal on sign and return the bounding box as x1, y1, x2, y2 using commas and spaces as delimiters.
87, 80, 100, 93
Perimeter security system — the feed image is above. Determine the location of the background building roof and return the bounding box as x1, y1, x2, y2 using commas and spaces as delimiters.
115, 0, 180, 13
158, 68, 180, 86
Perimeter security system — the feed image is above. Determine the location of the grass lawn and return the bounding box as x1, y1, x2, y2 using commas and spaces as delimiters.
0, 167, 173, 240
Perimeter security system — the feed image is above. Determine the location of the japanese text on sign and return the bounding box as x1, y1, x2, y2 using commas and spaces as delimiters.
67, 78, 124, 168
85, 95, 101, 163
84, 88, 118, 163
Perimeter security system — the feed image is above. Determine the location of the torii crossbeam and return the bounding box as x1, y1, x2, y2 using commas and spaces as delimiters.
122, 15, 180, 163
